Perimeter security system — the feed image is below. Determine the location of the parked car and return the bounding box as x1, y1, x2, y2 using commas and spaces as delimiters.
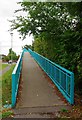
8, 60, 13, 64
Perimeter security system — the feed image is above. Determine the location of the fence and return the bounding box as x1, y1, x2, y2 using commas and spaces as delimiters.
12, 48, 27, 107
28, 49, 74, 104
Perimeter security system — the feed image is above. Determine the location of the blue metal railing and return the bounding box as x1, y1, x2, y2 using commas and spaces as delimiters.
12, 48, 27, 107
28, 49, 74, 104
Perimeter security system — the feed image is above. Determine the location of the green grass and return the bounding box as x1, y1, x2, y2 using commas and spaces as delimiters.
61, 108, 68, 113
0, 62, 2, 70
0, 63, 9, 71
2, 65, 15, 105
2, 110, 13, 118
2, 64, 9, 70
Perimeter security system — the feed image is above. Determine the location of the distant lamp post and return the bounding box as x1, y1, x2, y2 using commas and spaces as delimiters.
10, 32, 13, 63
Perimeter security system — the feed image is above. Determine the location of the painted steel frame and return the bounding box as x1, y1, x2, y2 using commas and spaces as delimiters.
12, 48, 27, 107
28, 49, 74, 104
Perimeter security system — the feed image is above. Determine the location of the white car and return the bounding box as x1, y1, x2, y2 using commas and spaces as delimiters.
8, 60, 13, 64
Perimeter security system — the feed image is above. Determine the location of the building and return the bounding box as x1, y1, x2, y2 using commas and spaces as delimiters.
0, 54, 6, 60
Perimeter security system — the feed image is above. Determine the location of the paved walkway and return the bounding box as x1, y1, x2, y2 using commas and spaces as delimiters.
17, 52, 70, 107
14, 52, 71, 118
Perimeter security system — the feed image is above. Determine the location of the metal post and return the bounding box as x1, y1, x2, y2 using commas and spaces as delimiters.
10, 32, 13, 64
70, 73, 74, 104
12, 73, 16, 108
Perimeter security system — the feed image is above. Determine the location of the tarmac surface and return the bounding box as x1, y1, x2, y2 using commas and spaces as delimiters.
13, 52, 71, 118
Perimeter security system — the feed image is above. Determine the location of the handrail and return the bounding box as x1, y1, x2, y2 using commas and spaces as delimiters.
28, 48, 74, 104
12, 53, 23, 74
12, 48, 27, 107
33, 50, 72, 75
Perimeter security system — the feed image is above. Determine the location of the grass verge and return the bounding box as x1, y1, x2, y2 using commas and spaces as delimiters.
0, 63, 9, 71
2, 108, 13, 119
2, 64, 15, 105
2, 64, 9, 70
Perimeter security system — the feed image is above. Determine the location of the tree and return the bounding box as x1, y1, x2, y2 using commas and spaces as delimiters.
10, 2, 82, 94
22, 44, 32, 50
7, 48, 18, 61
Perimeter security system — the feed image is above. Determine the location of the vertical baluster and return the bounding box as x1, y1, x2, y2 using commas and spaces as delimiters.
12, 74, 16, 108
54, 66, 56, 82
59, 70, 61, 86
66, 74, 68, 94
70, 73, 74, 104
51, 64, 52, 79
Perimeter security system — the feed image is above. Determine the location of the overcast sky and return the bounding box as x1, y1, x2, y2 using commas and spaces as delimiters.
0, 0, 33, 55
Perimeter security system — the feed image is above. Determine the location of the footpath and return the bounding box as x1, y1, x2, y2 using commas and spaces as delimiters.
13, 52, 71, 118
